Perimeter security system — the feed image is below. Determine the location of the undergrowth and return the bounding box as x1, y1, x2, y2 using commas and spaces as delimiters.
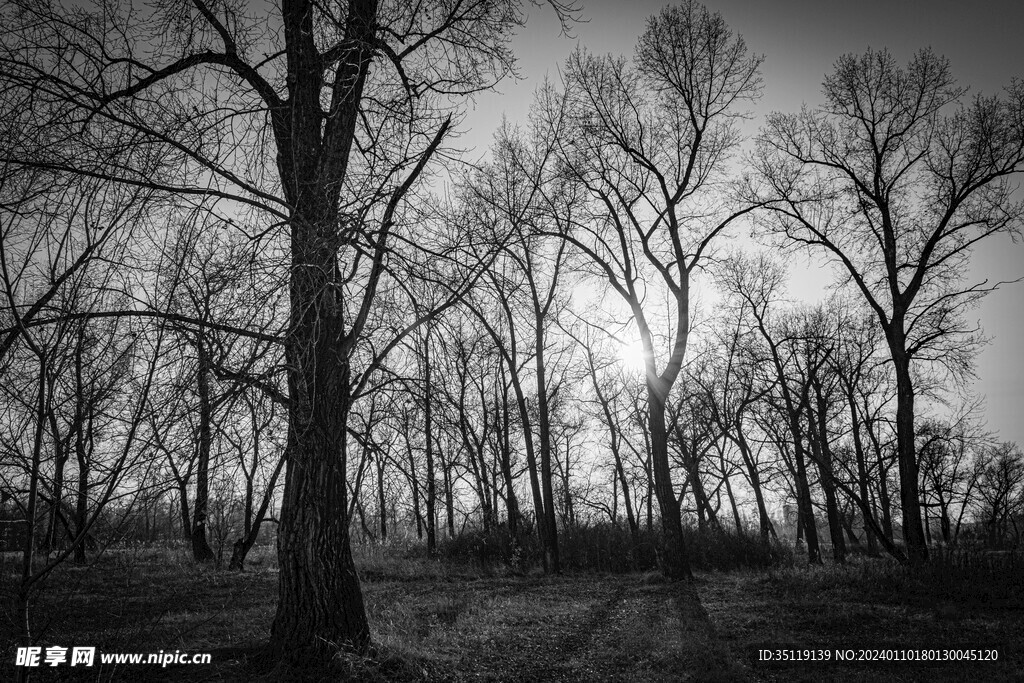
357, 522, 795, 576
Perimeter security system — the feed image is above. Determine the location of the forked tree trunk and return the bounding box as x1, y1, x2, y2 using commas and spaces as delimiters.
269, 0, 377, 656
228, 444, 286, 571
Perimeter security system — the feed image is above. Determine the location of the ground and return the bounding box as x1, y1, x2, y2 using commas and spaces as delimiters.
1, 547, 1020, 681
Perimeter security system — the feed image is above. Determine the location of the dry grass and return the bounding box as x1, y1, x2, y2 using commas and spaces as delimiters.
702, 556, 1024, 681
1, 546, 1020, 681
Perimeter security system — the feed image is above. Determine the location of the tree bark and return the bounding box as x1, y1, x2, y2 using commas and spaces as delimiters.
793, 437, 822, 565
647, 380, 692, 580
272, 385, 370, 658
847, 390, 880, 555
423, 329, 436, 553
191, 339, 215, 563
890, 341, 928, 564
534, 332, 560, 572
270, 0, 378, 657
734, 427, 774, 542
498, 379, 521, 543
810, 382, 845, 564
229, 441, 286, 571
377, 452, 387, 543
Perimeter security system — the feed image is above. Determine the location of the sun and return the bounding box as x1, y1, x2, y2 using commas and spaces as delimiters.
618, 340, 649, 372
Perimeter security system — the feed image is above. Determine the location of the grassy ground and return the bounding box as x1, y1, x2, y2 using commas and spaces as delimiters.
702, 559, 1023, 682
1, 546, 1020, 681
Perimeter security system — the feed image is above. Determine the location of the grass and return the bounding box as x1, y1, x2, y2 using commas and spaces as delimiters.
702, 555, 1024, 681
1, 543, 1021, 681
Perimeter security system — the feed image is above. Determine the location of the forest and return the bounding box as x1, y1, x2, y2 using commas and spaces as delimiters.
1, 0, 1023, 680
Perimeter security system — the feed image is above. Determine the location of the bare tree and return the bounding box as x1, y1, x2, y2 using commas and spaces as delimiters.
693, 310, 777, 543
0, 0, 578, 662
974, 441, 1024, 547
549, 0, 763, 579
916, 404, 990, 545
752, 49, 1024, 564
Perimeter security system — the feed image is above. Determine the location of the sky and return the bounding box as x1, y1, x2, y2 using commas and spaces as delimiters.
458, 0, 1024, 447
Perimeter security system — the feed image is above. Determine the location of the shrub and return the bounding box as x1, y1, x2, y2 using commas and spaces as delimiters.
424, 522, 793, 574
682, 525, 794, 571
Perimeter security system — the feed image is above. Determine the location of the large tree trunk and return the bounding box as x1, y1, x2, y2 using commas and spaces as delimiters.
647, 381, 691, 580
269, 0, 377, 655
722, 460, 743, 533
809, 425, 845, 564
683, 447, 718, 532
271, 378, 370, 659
890, 332, 928, 565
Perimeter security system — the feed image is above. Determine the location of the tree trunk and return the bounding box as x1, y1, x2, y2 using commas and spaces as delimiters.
19, 355, 47, 649
423, 330, 436, 553
810, 385, 845, 564
890, 338, 928, 565
377, 453, 387, 543
45, 421, 66, 553
271, 387, 370, 659
443, 463, 455, 539
512, 387, 548, 566
587, 343, 638, 543
499, 383, 520, 543
614, 444, 639, 544
847, 391, 879, 555
647, 381, 691, 580
735, 429, 774, 542
793, 438, 822, 565
722, 462, 743, 533
405, 416, 423, 540
74, 341, 90, 564
535, 332, 560, 573
191, 340, 215, 564
864, 413, 895, 540
269, 0, 377, 660
229, 445, 286, 571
